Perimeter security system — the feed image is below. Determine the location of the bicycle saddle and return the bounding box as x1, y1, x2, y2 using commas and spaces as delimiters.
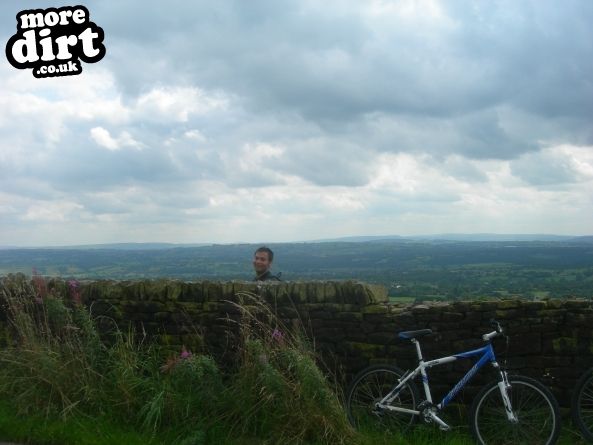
398, 329, 433, 340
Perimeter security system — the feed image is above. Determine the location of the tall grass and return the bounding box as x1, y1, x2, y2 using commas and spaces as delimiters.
0, 273, 104, 418
221, 293, 355, 444
1, 274, 586, 444
0, 274, 355, 444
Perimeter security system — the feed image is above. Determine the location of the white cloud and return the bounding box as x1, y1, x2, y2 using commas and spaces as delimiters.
184, 129, 207, 142
90, 126, 141, 151
0, 0, 591, 245
134, 87, 229, 123
22, 201, 84, 223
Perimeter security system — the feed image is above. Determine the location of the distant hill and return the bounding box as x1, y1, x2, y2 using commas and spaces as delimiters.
0, 242, 210, 250
311, 235, 406, 243
409, 234, 577, 242
2, 234, 591, 250
1, 238, 592, 300
570, 236, 593, 243
310, 233, 583, 243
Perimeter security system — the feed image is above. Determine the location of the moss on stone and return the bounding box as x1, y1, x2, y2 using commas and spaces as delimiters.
552, 337, 577, 354
362, 304, 389, 315
366, 284, 388, 303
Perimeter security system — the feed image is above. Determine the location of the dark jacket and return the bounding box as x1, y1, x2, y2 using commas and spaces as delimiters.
254, 270, 282, 282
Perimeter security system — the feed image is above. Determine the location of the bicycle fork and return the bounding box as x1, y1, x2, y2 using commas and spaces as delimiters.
494, 365, 519, 423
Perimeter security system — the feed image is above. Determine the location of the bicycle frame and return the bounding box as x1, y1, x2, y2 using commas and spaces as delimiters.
378, 338, 517, 425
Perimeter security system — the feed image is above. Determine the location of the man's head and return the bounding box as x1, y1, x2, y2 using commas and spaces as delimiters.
253, 246, 274, 275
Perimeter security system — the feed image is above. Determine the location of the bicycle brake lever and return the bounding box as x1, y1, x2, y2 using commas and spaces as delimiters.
489, 318, 503, 334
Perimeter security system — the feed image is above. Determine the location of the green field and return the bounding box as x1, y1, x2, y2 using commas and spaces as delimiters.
1, 239, 592, 301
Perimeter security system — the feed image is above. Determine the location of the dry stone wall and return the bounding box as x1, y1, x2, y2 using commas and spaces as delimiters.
5, 278, 593, 407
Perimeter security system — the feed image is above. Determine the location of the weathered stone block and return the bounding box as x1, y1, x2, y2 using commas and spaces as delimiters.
362, 304, 389, 315
552, 337, 578, 355
314, 327, 345, 341
368, 331, 397, 345
366, 284, 388, 303
474, 301, 500, 311
565, 313, 591, 326
345, 341, 386, 357
336, 311, 363, 322
277, 307, 299, 319
442, 312, 464, 322
508, 332, 541, 355
204, 281, 223, 301
494, 309, 522, 319
178, 282, 205, 303
545, 299, 564, 309
323, 282, 338, 303
310, 310, 332, 320
497, 299, 521, 310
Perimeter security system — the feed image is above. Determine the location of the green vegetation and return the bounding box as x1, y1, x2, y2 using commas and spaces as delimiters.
1, 240, 592, 300
0, 402, 169, 445
0, 274, 590, 444
0, 274, 354, 444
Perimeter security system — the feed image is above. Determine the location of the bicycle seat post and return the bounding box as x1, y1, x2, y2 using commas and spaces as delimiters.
412, 338, 424, 363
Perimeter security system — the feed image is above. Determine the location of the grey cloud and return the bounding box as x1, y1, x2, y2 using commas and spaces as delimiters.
91, 0, 592, 162
4, 126, 200, 195
454, 110, 535, 159
266, 138, 373, 187
365, 191, 461, 219
510, 151, 583, 187
445, 1, 593, 119
1, 0, 592, 245
355, 109, 531, 160
5, 1, 569, 165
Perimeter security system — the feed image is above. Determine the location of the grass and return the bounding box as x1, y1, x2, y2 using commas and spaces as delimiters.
0, 274, 354, 444
0, 273, 589, 445
0, 400, 169, 445
0, 397, 589, 444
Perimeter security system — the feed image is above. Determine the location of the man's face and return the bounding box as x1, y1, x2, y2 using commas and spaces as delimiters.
253, 251, 271, 274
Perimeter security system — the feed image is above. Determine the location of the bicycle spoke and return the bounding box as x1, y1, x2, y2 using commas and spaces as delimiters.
471, 376, 560, 445
573, 372, 593, 441
346, 366, 419, 433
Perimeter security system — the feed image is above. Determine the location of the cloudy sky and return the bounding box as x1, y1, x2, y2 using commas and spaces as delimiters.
1, 0, 592, 246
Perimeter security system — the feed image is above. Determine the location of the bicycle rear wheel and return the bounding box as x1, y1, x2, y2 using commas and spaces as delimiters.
470, 375, 560, 445
572, 367, 593, 442
346, 365, 419, 433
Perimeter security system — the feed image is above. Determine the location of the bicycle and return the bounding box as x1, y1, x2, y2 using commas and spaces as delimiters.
346, 320, 561, 444
572, 366, 593, 442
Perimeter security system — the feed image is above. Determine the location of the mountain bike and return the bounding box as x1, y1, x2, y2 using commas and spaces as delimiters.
346, 320, 561, 444
572, 366, 593, 442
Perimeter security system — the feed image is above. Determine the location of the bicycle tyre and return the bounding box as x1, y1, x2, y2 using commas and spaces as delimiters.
346, 365, 419, 433
572, 367, 593, 442
470, 375, 561, 445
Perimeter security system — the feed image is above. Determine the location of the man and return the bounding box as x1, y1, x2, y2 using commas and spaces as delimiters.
253, 246, 281, 281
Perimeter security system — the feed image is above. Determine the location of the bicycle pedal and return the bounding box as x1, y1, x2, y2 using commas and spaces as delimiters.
371, 408, 384, 417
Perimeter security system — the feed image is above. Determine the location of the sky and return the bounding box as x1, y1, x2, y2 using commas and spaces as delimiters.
1, 0, 592, 246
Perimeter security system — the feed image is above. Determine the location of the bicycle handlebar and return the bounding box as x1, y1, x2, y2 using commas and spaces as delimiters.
482, 319, 504, 342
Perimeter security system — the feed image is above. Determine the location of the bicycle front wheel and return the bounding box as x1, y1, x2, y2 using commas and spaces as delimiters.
346, 365, 419, 433
572, 367, 593, 442
470, 375, 560, 445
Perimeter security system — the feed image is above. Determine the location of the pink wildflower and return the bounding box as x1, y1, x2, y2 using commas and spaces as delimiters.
68, 279, 82, 305
272, 328, 284, 344
180, 346, 192, 360
160, 346, 192, 373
